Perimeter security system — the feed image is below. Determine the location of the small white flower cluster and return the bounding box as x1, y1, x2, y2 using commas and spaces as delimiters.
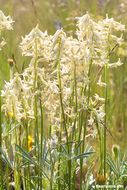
0, 10, 13, 50
20, 25, 52, 59
1, 73, 34, 121
1, 13, 125, 139
76, 13, 125, 67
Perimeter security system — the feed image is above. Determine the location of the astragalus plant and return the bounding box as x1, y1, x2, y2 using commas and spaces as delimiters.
0, 11, 125, 190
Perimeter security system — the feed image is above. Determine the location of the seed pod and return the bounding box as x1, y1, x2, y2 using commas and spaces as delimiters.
8, 58, 14, 67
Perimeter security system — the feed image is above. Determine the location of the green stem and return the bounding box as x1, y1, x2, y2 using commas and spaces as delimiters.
40, 97, 43, 189
0, 93, 3, 188
57, 60, 68, 145
58, 129, 61, 190
104, 63, 108, 177
57, 41, 71, 189
79, 59, 92, 190
74, 61, 77, 113
33, 39, 40, 188
72, 61, 77, 141
82, 58, 92, 152
25, 120, 31, 190
14, 128, 21, 190
57, 41, 69, 148
95, 116, 103, 173
50, 146, 54, 190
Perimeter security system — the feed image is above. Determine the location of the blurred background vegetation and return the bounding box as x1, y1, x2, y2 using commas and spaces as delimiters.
0, 0, 127, 151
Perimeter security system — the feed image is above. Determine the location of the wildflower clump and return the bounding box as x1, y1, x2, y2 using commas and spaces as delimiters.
2, 13, 124, 127
1, 12, 125, 190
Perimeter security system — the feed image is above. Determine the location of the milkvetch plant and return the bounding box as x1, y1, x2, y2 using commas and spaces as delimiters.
0, 10, 126, 190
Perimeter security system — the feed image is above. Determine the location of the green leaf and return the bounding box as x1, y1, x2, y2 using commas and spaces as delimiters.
15, 144, 37, 166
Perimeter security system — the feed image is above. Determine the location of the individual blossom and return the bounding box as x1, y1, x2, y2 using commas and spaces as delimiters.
97, 76, 106, 87
109, 58, 123, 68
0, 37, 6, 50
88, 115, 94, 126
94, 105, 105, 124
94, 94, 105, 104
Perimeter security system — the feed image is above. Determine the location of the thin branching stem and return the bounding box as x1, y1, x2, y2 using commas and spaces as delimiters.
104, 63, 108, 177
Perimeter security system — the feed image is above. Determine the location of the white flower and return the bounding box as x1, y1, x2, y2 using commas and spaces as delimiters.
94, 93, 105, 103
97, 76, 106, 87
0, 38, 6, 50
94, 106, 105, 123
101, 14, 125, 31
88, 116, 94, 126
109, 58, 123, 68
52, 28, 66, 48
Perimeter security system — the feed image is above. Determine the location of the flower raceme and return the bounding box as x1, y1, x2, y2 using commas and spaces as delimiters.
0, 10, 13, 31
0, 10, 13, 51
20, 25, 52, 59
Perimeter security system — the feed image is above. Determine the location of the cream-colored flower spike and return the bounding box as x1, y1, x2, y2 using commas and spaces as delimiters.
0, 10, 13, 51
76, 13, 94, 41
20, 25, 52, 59
0, 10, 13, 32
